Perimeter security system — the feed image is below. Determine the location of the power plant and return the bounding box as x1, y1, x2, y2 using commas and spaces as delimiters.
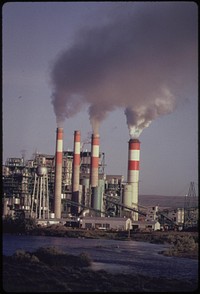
2, 127, 198, 231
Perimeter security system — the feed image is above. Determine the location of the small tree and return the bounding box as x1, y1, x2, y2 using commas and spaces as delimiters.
3, 214, 37, 233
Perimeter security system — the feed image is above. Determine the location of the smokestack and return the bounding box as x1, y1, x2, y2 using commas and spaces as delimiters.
72, 130, 81, 215
54, 127, 63, 219
127, 138, 140, 220
90, 134, 100, 188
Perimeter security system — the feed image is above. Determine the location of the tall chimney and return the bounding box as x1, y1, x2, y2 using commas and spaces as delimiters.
71, 130, 81, 215
127, 138, 140, 220
54, 127, 63, 219
90, 134, 100, 188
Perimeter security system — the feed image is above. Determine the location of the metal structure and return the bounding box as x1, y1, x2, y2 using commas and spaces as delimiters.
104, 194, 147, 216
31, 166, 49, 219
3, 149, 106, 219
157, 211, 179, 230
184, 181, 198, 229
65, 199, 107, 216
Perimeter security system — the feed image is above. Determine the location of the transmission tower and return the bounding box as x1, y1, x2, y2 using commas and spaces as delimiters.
184, 181, 198, 229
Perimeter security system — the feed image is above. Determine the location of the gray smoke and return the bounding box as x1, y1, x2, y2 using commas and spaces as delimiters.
50, 2, 197, 136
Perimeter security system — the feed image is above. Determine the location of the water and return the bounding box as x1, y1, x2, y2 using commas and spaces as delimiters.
3, 234, 198, 281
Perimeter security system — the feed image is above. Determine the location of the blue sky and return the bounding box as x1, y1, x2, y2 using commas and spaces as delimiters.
2, 2, 198, 196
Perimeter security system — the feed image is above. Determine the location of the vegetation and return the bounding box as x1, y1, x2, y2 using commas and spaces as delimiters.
3, 216, 198, 259
3, 215, 37, 233
33, 246, 91, 267
3, 247, 198, 292
162, 234, 198, 258
10, 246, 91, 267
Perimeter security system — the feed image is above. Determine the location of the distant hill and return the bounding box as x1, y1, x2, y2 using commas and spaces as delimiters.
138, 195, 198, 209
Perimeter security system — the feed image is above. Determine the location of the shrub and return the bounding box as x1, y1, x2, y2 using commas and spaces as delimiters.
24, 217, 37, 232
174, 235, 196, 252
33, 246, 91, 267
3, 215, 37, 233
78, 252, 91, 266
164, 234, 198, 257
34, 246, 64, 266
13, 249, 40, 263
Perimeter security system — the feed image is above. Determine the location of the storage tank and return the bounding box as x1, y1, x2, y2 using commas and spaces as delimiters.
122, 184, 133, 208
91, 179, 104, 215
36, 166, 47, 177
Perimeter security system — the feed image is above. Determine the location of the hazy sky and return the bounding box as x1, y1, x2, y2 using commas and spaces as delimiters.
2, 2, 198, 196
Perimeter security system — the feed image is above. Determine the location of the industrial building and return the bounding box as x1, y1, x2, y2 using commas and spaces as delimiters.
2, 129, 113, 221
132, 220, 161, 231
80, 216, 132, 231
2, 128, 198, 231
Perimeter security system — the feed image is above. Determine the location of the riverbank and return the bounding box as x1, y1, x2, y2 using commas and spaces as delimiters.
3, 218, 198, 259
3, 247, 198, 292
26, 225, 198, 259
28, 223, 198, 241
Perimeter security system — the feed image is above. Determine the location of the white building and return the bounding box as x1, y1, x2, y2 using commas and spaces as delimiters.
80, 216, 132, 231
145, 206, 159, 221
132, 220, 161, 231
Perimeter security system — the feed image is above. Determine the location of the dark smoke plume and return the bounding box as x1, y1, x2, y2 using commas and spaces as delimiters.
50, 2, 197, 136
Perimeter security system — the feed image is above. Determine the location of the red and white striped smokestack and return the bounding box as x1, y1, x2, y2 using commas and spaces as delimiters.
72, 131, 81, 215
127, 138, 140, 216
54, 127, 63, 219
90, 133, 100, 187
72, 130, 81, 193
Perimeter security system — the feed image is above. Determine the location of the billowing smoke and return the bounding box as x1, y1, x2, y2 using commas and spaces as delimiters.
125, 87, 176, 138
50, 2, 197, 136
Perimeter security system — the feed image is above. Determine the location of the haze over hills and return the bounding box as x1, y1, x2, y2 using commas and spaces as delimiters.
139, 195, 198, 209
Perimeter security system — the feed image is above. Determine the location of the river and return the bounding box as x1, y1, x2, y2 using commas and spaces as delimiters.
3, 234, 198, 281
